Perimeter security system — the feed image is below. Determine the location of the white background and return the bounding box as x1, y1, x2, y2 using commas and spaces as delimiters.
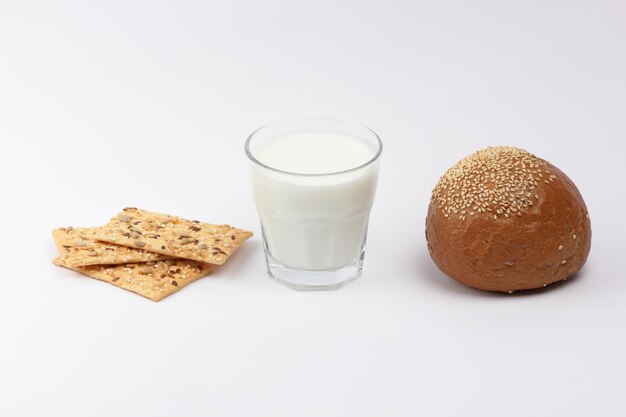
1, 1, 625, 416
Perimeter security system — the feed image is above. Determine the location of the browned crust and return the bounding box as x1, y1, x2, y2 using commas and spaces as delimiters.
426, 150, 591, 292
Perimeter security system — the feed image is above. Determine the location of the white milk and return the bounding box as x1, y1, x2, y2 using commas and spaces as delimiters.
250, 132, 380, 270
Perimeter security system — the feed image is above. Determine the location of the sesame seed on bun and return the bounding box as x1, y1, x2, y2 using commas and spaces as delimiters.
426, 146, 591, 293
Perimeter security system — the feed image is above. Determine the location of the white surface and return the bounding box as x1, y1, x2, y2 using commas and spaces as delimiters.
1, 1, 625, 416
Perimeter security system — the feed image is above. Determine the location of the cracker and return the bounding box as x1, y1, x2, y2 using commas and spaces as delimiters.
53, 257, 212, 302
95, 208, 253, 265
52, 227, 171, 268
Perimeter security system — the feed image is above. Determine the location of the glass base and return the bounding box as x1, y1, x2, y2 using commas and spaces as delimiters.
263, 243, 365, 291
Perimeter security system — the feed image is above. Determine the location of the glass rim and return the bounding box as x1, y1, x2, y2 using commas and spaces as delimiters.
245, 118, 383, 177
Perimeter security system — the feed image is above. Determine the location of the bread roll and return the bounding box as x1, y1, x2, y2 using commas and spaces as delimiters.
426, 146, 591, 292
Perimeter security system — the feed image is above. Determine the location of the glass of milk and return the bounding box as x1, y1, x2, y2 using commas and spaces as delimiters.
245, 118, 382, 290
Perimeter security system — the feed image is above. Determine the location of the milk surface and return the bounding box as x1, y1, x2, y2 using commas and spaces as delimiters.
254, 132, 374, 174
251, 132, 380, 270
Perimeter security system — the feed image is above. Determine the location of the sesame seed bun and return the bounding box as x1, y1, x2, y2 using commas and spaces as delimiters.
425, 146, 591, 292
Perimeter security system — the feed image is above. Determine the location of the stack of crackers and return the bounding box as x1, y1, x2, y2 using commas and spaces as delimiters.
52, 207, 253, 301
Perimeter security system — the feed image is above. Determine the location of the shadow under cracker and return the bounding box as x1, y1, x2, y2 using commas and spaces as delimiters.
210, 239, 261, 279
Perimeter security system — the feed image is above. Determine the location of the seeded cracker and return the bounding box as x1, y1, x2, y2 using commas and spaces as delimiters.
52, 227, 172, 268
95, 208, 253, 265
53, 257, 212, 302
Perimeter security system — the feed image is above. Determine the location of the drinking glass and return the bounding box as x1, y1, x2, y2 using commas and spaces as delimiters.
245, 118, 382, 290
